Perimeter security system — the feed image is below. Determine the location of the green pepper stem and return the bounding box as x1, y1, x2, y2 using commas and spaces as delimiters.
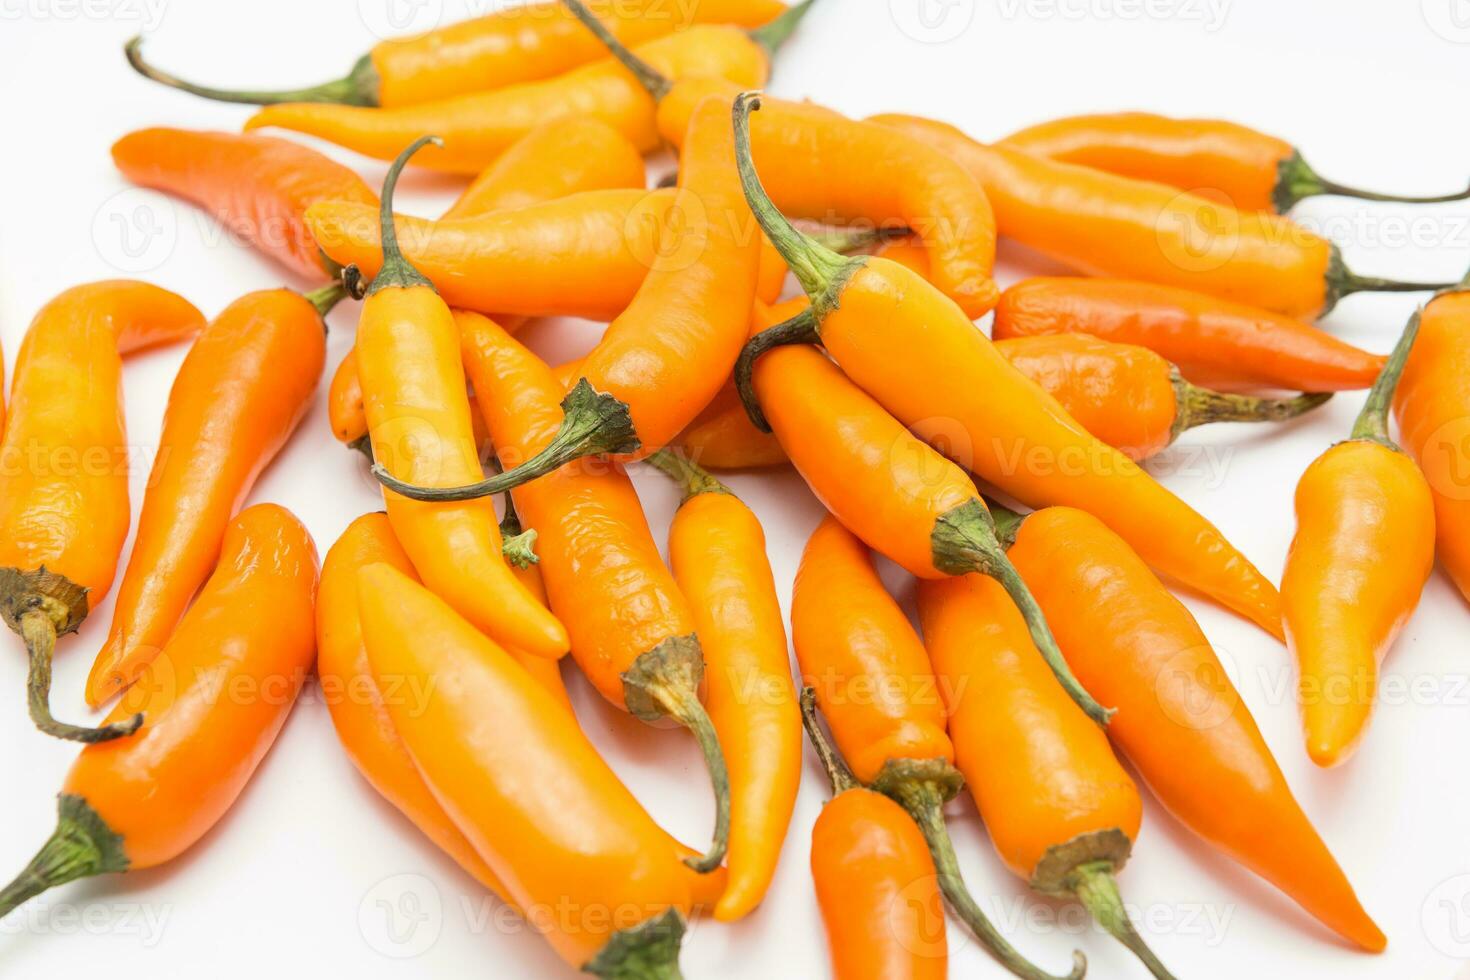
798, 687, 860, 796
732, 92, 861, 314
373, 379, 638, 502
497, 490, 540, 568
366, 137, 441, 296
984, 500, 1029, 550
645, 449, 730, 502
733, 308, 819, 434
932, 500, 1113, 726
1322, 246, 1459, 315
582, 907, 687, 980
1351, 308, 1422, 445
559, 0, 671, 100
620, 635, 729, 874
875, 761, 1087, 980
1070, 862, 1178, 980
1275, 150, 1470, 213
303, 281, 350, 320
123, 37, 379, 106
347, 433, 375, 464
748, 0, 821, 60
0, 795, 129, 919
1171, 372, 1331, 443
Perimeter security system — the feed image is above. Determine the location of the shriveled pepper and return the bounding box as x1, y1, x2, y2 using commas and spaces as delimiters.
85, 283, 340, 706
111, 127, 377, 280
645, 450, 799, 921
0, 504, 317, 917
995, 503, 1386, 952
1283, 311, 1435, 767
352, 138, 568, 660
802, 689, 948, 980
916, 573, 1173, 979
992, 276, 1389, 394
458, 310, 732, 872
0, 281, 203, 742
793, 516, 1085, 980
1001, 112, 1470, 213
356, 562, 725, 975
732, 94, 1285, 640
871, 114, 1454, 319
125, 0, 793, 107
378, 92, 761, 501
1393, 283, 1470, 606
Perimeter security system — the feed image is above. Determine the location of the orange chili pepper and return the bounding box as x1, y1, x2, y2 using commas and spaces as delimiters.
356, 561, 723, 974
870, 114, 1454, 319
0, 281, 203, 742
457, 309, 732, 871
645, 449, 799, 921
996, 333, 1330, 461
125, 0, 792, 108
353, 138, 568, 661
0, 504, 316, 917
85, 284, 340, 707
731, 94, 1285, 640
1000, 112, 1470, 214
111, 127, 377, 280
1283, 311, 1435, 767
801, 689, 948, 980
378, 93, 761, 501
493, 490, 576, 709
992, 277, 1389, 394
994, 503, 1386, 952
793, 516, 1084, 980
1393, 285, 1470, 606
677, 373, 788, 470
916, 574, 1173, 979
237, 13, 802, 174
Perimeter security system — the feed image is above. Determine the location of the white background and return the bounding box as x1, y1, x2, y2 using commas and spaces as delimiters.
2, 0, 1470, 976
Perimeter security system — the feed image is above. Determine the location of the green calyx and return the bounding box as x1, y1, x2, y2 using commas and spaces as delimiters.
645, 449, 730, 503
582, 908, 687, 980
874, 759, 1086, 980
932, 500, 1113, 727
1170, 369, 1331, 445
560, 0, 671, 100
303, 281, 351, 321
374, 379, 639, 502
1351, 308, 1423, 446
0, 567, 142, 743
620, 635, 730, 874
0, 795, 129, 919
124, 37, 379, 107
366, 136, 441, 296
748, 0, 821, 61
733, 308, 819, 434
499, 491, 540, 568
1275, 149, 1470, 214
1321, 245, 1459, 317
984, 500, 1029, 550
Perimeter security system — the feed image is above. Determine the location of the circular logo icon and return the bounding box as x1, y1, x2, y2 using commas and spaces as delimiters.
1155, 643, 1240, 733
889, 0, 976, 44
356, 0, 446, 42
623, 189, 710, 274
358, 873, 442, 959
92, 189, 176, 274
1423, 0, 1470, 43
1424, 873, 1470, 957
1154, 188, 1242, 275
891, 873, 968, 959
1418, 415, 1470, 502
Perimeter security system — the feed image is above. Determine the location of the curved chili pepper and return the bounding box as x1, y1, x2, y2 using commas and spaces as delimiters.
645, 449, 799, 921
1394, 285, 1470, 606
457, 309, 732, 872
992, 276, 1388, 393
0, 504, 316, 917
993, 503, 1386, 952
84, 284, 340, 707
997, 333, 1329, 461
1283, 311, 1435, 767
677, 372, 788, 470
240, 22, 782, 174
353, 138, 568, 660
870, 114, 1455, 319
125, 0, 794, 108
0, 281, 203, 742
731, 94, 1286, 640
377, 93, 761, 502
801, 689, 948, 980
111, 127, 377, 280
1000, 112, 1470, 213
793, 516, 1085, 980
356, 561, 724, 975
916, 573, 1174, 979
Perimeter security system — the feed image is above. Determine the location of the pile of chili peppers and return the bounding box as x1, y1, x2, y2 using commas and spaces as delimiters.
3, 1, 1467, 976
